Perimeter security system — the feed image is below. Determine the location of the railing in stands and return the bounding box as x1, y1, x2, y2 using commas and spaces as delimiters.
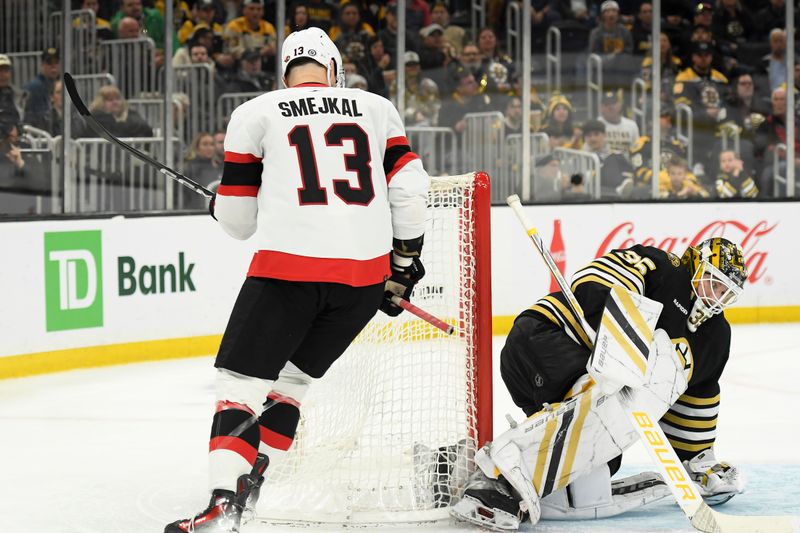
773, 143, 787, 197
503, 132, 550, 202
6, 51, 42, 93
99, 37, 157, 99
675, 102, 694, 167
546, 27, 562, 101
49, 10, 97, 76
553, 147, 601, 199
631, 77, 648, 133
586, 53, 603, 119
406, 126, 459, 177
217, 92, 261, 132
506, 2, 522, 73
66, 137, 182, 213
462, 112, 505, 193
720, 122, 741, 157
70, 73, 117, 105
1, 0, 48, 54
174, 64, 217, 146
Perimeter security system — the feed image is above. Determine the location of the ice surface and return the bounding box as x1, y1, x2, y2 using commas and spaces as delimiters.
1, 323, 798, 532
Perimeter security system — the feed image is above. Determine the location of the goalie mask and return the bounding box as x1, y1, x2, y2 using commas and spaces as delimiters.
281, 27, 345, 88
681, 237, 748, 331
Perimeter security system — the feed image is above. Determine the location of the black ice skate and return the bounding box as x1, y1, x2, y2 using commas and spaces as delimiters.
164, 489, 243, 533
450, 470, 527, 531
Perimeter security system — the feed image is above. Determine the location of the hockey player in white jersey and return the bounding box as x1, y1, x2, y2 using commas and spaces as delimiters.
165, 28, 430, 533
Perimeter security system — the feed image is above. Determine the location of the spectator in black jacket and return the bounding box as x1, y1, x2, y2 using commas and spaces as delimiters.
631, 1, 653, 56
0, 55, 22, 129
79, 85, 153, 138
23, 48, 61, 131
356, 35, 391, 97
711, 0, 754, 57
225, 49, 272, 93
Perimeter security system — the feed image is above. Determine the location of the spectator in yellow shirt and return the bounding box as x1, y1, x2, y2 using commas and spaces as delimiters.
178, 0, 223, 44
659, 156, 709, 199
224, 0, 277, 61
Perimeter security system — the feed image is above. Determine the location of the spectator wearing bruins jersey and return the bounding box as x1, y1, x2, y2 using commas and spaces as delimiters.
223, 0, 277, 61
659, 156, 709, 199
500, 238, 749, 499
673, 41, 729, 114
716, 149, 758, 198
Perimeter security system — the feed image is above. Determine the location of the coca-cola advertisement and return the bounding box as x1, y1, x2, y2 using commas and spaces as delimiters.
492, 202, 796, 317
596, 219, 777, 283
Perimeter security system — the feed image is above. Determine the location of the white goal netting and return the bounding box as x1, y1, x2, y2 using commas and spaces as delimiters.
254, 173, 492, 526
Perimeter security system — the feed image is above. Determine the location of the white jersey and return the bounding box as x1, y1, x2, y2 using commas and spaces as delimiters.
598, 116, 640, 156
215, 83, 430, 287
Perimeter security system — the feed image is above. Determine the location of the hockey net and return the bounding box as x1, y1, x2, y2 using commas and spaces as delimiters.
255, 172, 493, 525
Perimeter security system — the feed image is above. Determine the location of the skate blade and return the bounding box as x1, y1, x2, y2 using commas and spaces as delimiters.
450, 495, 521, 531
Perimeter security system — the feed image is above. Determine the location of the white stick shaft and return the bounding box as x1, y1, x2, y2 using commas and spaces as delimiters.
506, 195, 595, 338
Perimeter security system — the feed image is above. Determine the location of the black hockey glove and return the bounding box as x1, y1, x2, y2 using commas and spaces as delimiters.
379, 256, 425, 317
209, 192, 217, 220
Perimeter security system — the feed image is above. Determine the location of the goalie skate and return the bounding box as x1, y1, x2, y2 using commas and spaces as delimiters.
450, 472, 526, 531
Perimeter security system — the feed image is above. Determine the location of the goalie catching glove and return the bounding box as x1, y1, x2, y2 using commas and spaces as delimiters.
683, 447, 745, 506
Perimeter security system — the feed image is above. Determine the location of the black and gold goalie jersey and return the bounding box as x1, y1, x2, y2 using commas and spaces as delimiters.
524, 245, 693, 348
661, 313, 730, 461
523, 244, 731, 461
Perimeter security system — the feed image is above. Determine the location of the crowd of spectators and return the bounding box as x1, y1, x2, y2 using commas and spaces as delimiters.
2, 0, 799, 210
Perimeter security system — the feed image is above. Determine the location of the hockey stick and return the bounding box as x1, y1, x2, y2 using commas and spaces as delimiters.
391, 295, 455, 335
63, 72, 214, 199
506, 194, 798, 533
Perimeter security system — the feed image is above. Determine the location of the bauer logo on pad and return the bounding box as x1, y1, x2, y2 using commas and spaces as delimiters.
44, 230, 104, 332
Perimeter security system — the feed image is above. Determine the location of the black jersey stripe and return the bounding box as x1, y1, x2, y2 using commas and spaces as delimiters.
606, 295, 650, 356
383, 144, 412, 176
221, 160, 263, 186
542, 407, 576, 496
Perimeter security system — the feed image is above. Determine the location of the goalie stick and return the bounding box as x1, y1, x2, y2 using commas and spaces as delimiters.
506, 194, 798, 533
63, 72, 214, 199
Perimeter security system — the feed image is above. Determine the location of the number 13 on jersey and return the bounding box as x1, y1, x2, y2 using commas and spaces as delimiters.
288, 123, 375, 206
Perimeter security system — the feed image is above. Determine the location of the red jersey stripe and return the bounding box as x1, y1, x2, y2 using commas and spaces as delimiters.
386, 136, 410, 149
386, 152, 420, 183
267, 392, 301, 409
209, 436, 258, 464
247, 250, 390, 287
217, 184, 259, 197
224, 151, 262, 163
215, 400, 255, 416
260, 426, 294, 451
294, 82, 329, 87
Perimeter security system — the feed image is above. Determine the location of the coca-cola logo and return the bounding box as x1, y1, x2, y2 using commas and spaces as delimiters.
597, 220, 777, 283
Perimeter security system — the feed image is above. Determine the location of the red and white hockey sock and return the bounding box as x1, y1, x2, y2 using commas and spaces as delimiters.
208, 370, 272, 492
258, 391, 301, 468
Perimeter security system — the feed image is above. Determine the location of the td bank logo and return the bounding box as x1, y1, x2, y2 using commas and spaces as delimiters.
44, 230, 104, 332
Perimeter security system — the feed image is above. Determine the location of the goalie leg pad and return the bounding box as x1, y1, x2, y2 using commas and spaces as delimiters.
485, 338, 688, 507
540, 469, 671, 520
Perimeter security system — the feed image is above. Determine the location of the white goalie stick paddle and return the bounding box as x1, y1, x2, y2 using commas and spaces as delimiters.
506, 194, 799, 533
63, 72, 214, 198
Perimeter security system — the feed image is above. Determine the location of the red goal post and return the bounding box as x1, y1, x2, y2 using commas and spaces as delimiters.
255, 171, 492, 526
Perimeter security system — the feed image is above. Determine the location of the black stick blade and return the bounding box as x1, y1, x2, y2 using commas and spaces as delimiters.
63, 73, 90, 117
